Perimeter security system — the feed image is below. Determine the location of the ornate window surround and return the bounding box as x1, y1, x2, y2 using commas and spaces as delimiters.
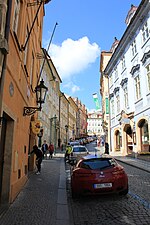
113, 87, 120, 95
109, 93, 114, 99
130, 64, 140, 78
141, 49, 150, 66
120, 78, 128, 87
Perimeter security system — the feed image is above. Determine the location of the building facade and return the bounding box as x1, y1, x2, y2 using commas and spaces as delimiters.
104, 0, 150, 156
59, 92, 69, 145
38, 49, 62, 151
100, 51, 112, 145
0, 0, 50, 205
87, 110, 103, 136
67, 96, 78, 141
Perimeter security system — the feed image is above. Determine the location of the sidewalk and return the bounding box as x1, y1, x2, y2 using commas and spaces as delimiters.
112, 155, 150, 173
0, 150, 73, 225
95, 146, 150, 173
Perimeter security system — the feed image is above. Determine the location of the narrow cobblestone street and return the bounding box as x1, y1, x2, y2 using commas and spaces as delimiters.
66, 161, 150, 225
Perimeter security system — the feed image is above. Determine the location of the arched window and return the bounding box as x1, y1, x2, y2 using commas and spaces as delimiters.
139, 120, 149, 144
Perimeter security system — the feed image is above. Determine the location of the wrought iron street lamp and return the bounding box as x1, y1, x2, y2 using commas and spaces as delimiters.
23, 79, 48, 116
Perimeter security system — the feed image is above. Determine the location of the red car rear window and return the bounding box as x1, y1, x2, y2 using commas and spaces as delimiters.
80, 158, 117, 170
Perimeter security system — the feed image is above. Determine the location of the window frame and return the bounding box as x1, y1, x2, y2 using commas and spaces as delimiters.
12, 0, 20, 34
146, 64, 150, 92
134, 74, 141, 100
141, 21, 149, 43
123, 86, 129, 108
131, 39, 137, 57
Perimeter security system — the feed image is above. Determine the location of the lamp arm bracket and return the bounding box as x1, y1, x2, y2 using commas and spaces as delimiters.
23, 106, 41, 116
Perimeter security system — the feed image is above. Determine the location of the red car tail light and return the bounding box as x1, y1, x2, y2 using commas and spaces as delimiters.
112, 168, 125, 175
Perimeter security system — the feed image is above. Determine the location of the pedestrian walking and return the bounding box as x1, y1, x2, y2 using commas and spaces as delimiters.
97, 138, 100, 147
105, 142, 109, 154
65, 142, 73, 162
41, 140, 48, 159
29, 145, 43, 174
49, 142, 54, 158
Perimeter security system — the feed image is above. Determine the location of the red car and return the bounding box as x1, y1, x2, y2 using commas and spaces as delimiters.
71, 154, 128, 198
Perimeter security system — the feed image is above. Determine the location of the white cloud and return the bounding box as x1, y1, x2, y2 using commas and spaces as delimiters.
63, 82, 80, 94
71, 84, 80, 93
49, 36, 100, 80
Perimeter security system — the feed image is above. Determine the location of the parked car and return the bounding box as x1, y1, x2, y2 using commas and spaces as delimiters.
71, 154, 128, 198
69, 145, 89, 164
69, 141, 80, 146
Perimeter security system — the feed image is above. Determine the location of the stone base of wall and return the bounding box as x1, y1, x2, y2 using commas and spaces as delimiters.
10, 175, 28, 203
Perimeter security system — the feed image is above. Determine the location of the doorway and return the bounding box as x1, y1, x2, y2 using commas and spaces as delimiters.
0, 112, 14, 205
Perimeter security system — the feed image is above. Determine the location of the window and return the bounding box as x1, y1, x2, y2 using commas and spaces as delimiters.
111, 99, 114, 116
135, 75, 141, 100
13, 0, 20, 34
24, 26, 29, 72
30, 52, 34, 87
131, 40, 137, 57
109, 75, 113, 86
142, 22, 149, 43
116, 95, 120, 113
124, 86, 128, 108
114, 68, 118, 80
141, 120, 149, 144
121, 56, 126, 71
146, 64, 150, 92
80, 158, 117, 170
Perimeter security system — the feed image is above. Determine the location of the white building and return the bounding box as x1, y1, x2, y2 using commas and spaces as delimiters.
104, 0, 150, 155
87, 110, 103, 136
38, 49, 62, 149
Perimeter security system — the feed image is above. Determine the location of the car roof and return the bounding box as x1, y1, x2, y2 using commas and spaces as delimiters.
73, 145, 86, 148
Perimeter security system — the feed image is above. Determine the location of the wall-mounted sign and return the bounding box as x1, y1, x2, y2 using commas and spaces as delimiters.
105, 97, 109, 114
31, 120, 41, 134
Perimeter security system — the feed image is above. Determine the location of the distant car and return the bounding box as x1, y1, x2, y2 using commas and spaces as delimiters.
71, 154, 128, 198
69, 141, 80, 146
70, 145, 89, 163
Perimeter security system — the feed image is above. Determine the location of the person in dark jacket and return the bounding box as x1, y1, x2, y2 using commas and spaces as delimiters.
41, 140, 48, 159
105, 142, 109, 154
29, 145, 43, 174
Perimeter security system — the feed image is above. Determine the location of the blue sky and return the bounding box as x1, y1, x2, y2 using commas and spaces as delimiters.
42, 0, 141, 112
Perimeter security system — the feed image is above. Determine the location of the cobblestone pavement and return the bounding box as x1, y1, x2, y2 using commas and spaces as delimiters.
0, 153, 73, 225
0, 145, 150, 225
67, 161, 150, 225
65, 152, 150, 225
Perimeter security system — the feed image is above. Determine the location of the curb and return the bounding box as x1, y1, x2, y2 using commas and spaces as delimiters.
114, 157, 150, 173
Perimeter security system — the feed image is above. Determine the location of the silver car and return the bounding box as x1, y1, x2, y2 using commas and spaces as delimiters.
70, 145, 89, 163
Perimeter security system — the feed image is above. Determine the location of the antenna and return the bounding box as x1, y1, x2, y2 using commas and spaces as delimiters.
37, 22, 58, 84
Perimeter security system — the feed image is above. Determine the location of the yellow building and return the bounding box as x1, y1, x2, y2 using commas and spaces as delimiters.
67, 96, 78, 141
100, 51, 112, 146
59, 92, 69, 145
0, 0, 50, 206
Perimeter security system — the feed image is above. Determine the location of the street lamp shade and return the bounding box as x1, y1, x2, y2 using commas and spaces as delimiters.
35, 79, 48, 105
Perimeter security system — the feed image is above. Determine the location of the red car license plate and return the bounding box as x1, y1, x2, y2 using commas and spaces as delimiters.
94, 183, 112, 189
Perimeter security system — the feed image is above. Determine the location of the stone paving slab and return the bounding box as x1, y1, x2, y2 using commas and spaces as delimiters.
0, 155, 72, 225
